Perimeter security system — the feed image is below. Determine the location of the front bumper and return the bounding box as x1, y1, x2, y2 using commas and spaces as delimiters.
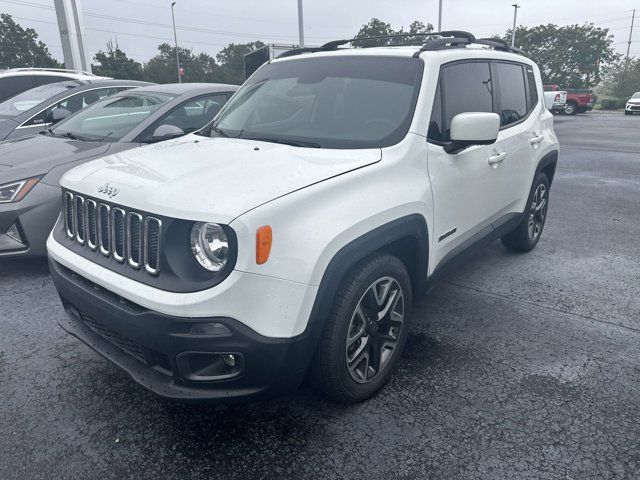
626, 103, 640, 113
50, 259, 320, 402
0, 182, 61, 257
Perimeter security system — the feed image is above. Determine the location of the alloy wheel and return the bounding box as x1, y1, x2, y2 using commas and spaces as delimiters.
345, 276, 405, 384
528, 183, 547, 241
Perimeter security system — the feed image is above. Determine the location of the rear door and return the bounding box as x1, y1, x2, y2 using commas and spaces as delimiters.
492, 61, 543, 218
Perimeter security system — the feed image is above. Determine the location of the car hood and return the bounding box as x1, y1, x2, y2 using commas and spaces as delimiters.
61, 134, 382, 223
628, 99, 640, 105
0, 134, 110, 185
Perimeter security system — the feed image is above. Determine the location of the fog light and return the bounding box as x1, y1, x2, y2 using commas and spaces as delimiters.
222, 354, 236, 367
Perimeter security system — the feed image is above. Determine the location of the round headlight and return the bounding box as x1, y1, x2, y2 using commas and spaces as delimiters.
190, 222, 229, 272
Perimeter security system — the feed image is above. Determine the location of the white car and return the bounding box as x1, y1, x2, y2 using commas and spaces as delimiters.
0, 68, 109, 103
625, 92, 640, 115
47, 32, 559, 403
543, 89, 567, 113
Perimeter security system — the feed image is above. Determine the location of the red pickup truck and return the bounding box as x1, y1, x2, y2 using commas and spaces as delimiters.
544, 85, 594, 115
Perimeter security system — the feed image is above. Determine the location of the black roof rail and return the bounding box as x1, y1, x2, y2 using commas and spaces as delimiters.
278, 31, 477, 59
276, 31, 527, 60
475, 38, 527, 56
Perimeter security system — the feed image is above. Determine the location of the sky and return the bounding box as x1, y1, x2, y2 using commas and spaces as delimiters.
1, 0, 638, 64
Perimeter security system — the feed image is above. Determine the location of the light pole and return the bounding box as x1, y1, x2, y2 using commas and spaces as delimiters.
511, 4, 520, 47
297, 0, 305, 47
438, 0, 442, 31
171, 1, 181, 83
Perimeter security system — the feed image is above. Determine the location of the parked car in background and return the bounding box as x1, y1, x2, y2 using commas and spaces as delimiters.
544, 85, 594, 115
0, 68, 109, 103
625, 92, 640, 115
47, 32, 559, 404
0, 79, 152, 141
0, 83, 237, 258
543, 88, 567, 114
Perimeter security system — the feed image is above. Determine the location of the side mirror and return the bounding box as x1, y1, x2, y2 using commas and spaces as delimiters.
50, 107, 72, 123
444, 112, 501, 154
151, 124, 185, 142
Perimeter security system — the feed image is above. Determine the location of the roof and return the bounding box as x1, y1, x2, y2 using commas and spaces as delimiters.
134, 83, 239, 95
0, 68, 109, 80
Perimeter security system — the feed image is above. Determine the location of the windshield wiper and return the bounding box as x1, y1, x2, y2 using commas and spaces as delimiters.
242, 136, 322, 148
209, 125, 229, 138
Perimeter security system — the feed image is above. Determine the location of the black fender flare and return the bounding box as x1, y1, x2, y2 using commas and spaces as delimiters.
293, 214, 429, 371
534, 150, 559, 186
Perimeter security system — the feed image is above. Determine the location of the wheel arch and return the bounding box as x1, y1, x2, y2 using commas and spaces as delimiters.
535, 149, 558, 187
307, 214, 429, 332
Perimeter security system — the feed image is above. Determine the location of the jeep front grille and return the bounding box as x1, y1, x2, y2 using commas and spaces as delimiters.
63, 191, 162, 275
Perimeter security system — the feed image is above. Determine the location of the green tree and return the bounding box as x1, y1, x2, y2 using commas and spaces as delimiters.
216, 41, 265, 85
505, 24, 618, 88
142, 43, 222, 84
0, 14, 61, 68
598, 59, 640, 100
353, 18, 434, 47
93, 41, 143, 80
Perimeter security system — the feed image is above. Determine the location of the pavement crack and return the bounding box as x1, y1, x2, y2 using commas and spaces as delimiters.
442, 280, 640, 336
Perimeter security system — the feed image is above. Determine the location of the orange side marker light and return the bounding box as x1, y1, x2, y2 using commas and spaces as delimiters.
256, 226, 272, 265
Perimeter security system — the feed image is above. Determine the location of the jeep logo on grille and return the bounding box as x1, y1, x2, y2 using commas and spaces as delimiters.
98, 183, 120, 198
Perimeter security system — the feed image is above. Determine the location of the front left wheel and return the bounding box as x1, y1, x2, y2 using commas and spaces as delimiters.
309, 253, 412, 403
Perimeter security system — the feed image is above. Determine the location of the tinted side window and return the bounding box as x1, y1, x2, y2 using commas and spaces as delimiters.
34, 75, 70, 86
43, 88, 121, 124
526, 67, 539, 109
0, 76, 34, 103
427, 82, 443, 143
140, 93, 230, 143
441, 62, 493, 142
495, 63, 527, 126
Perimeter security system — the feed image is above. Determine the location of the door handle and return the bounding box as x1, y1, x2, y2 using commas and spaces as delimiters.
530, 134, 544, 145
488, 152, 507, 165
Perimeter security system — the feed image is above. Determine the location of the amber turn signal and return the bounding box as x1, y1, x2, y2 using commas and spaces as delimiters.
256, 226, 272, 265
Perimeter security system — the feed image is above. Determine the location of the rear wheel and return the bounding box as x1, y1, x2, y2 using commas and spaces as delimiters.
502, 173, 550, 252
309, 253, 412, 402
564, 102, 577, 115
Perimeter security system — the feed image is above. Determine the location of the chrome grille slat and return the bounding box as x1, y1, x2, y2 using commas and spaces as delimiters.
85, 199, 98, 250
127, 212, 143, 269
98, 203, 111, 256
64, 192, 74, 238
74, 195, 85, 245
63, 190, 162, 277
112, 208, 126, 262
144, 217, 162, 275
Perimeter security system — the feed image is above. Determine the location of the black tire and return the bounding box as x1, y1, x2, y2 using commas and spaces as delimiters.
308, 253, 412, 402
501, 172, 550, 252
625, 111, 631, 115
564, 102, 577, 115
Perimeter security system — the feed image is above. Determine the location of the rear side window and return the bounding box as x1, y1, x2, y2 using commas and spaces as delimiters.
526, 67, 539, 109
0, 76, 35, 103
34, 75, 70, 86
495, 62, 527, 126
435, 61, 493, 142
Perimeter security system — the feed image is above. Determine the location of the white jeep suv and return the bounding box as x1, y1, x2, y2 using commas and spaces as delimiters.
47, 32, 559, 403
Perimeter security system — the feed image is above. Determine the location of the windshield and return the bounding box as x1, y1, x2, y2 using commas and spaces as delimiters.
0, 81, 79, 117
210, 56, 423, 149
52, 92, 175, 142
632, 92, 640, 99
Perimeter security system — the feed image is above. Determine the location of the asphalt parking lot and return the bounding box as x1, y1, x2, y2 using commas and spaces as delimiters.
1, 111, 639, 480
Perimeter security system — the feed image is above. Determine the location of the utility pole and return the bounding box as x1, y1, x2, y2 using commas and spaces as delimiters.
438, 0, 443, 31
511, 4, 520, 47
297, 0, 305, 47
627, 9, 636, 60
53, 0, 92, 72
171, 2, 181, 83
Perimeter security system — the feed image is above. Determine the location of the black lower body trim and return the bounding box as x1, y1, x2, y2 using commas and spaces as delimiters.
50, 260, 314, 403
